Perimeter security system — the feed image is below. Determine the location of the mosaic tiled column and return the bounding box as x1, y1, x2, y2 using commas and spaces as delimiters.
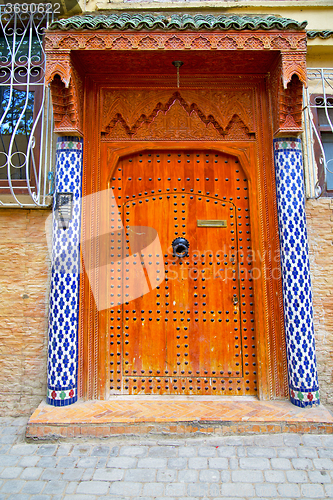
273, 137, 319, 407
47, 137, 83, 406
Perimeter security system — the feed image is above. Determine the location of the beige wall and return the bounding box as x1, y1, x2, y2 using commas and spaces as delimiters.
306, 199, 333, 407
0, 210, 51, 416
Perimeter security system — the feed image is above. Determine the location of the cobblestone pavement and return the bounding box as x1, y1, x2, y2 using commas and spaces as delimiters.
1, 417, 333, 499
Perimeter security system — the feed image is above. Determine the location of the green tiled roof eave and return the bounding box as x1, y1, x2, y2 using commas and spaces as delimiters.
48, 14, 307, 31
307, 30, 333, 39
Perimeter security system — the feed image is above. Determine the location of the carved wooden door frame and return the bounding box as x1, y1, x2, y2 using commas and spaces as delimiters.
44, 23, 308, 401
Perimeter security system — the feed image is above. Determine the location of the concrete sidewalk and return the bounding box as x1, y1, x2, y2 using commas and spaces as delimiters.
1, 416, 333, 499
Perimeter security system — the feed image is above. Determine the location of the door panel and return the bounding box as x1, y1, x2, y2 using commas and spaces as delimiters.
109, 150, 257, 396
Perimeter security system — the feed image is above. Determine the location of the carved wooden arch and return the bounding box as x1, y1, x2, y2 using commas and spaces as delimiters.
45, 28, 307, 137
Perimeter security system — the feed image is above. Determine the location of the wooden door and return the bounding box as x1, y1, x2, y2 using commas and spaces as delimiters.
109, 150, 257, 396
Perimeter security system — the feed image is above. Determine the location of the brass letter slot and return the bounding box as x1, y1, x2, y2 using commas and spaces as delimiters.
197, 220, 227, 228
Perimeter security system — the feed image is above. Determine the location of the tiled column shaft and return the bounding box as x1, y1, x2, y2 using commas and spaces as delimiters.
273, 137, 319, 407
47, 137, 83, 406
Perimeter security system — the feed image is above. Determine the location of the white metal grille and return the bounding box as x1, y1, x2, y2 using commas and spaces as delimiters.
303, 68, 333, 198
0, 6, 54, 207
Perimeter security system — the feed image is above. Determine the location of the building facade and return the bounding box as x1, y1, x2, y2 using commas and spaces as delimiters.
0, 0, 332, 416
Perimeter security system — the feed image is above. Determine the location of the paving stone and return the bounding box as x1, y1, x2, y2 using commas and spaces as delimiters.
286, 470, 309, 483
217, 446, 237, 458
232, 470, 264, 482
148, 446, 177, 458
319, 448, 333, 458
0, 455, 18, 466
43, 480, 67, 495
120, 446, 148, 457
71, 446, 92, 457
264, 470, 286, 482
142, 482, 164, 496
239, 458, 270, 470
63, 496, 97, 500
0, 466, 23, 478
77, 481, 109, 495
277, 448, 298, 458
165, 483, 186, 496
56, 444, 73, 456
57, 457, 78, 468
168, 458, 187, 469
254, 435, 284, 447
237, 448, 246, 457
178, 470, 198, 483
270, 458, 291, 469
77, 457, 99, 468
20, 466, 44, 480
124, 468, 155, 482
221, 482, 255, 497
64, 481, 79, 494
283, 435, 302, 447
156, 470, 177, 482
313, 458, 333, 469
0, 480, 26, 494
62, 468, 84, 481
321, 436, 333, 448
109, 482, 143, 496
20, 481, 46, 494
277, 483, 301, 498
5, 495, 30, 500
18, 455, 41, 467
179, 447, 196, 458
10, 444, 39, 455
198, 447, 216, 457
229, 458, 239, 470
209, 483, 221, 496
93, 468, 125, 482
96, 457, 108, 468
189, 457, 208, 469
300, 483, 325, 498
208, 457, 228, 469
291, 458, 314, 470
107, 457, 137, 468
81, 467, 95, 481
91, 446, 114, 457
137, 458, 167, 469
298, 446, 318, 458
325, 484, 333, 496
255, 483, 278, 497
199, 469, 219, 482
308, 469, 331, 482
41, 467, 63, 481
302, 435, 323, 447
187, 482, 209, 497
38, 444, 57, 456
247, 447, 277, 458
37, 456, 58, 467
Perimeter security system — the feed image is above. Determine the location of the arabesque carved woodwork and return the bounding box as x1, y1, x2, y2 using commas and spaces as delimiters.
46, 53, 84, 136
101, 90, 255, 141
45, 28, 307, 137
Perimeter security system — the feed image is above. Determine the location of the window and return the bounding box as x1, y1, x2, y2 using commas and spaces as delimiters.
0, 6, 54, 207
304, 69, 333, 197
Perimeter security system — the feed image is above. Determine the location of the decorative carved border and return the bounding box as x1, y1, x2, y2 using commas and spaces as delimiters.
45, 29, 307, 136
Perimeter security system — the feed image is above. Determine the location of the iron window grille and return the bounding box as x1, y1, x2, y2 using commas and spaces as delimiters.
0, 5, 55, 207
303, 69, 333, 198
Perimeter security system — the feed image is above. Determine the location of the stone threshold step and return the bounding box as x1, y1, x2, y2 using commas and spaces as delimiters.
26, 399, 333, 440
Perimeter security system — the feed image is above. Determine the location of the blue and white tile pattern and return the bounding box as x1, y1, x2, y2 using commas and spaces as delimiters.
274, 137, 319, 407
47, 137, 83, 406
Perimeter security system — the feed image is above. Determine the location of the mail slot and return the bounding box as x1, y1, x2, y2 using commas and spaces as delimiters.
197, 220, 227, 228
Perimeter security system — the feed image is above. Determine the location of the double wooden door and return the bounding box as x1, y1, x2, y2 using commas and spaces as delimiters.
108, 149, 257, 396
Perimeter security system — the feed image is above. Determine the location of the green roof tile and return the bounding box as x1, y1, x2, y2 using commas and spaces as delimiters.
48, 13, 307, 31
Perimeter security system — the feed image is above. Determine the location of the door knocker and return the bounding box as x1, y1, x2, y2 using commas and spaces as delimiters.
172, 237, 189, 258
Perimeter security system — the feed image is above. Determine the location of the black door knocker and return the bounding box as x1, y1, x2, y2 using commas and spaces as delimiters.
172, 237, 189, 258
